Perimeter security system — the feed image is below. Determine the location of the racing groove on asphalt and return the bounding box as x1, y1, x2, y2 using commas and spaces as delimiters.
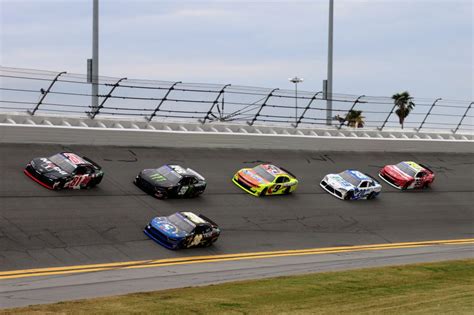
0, 144, 473, 271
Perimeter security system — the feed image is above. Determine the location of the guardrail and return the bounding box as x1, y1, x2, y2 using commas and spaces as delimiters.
0, 66, 472, 134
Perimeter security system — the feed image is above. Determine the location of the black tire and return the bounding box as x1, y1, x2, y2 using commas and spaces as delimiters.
154, 189, 168, 200
202, 240, 213, 247
402, 183, 409, 190
284, 187, 291, 195
367, 192, 376, 200
344, 191, 353, 200
259, 187, 268, 197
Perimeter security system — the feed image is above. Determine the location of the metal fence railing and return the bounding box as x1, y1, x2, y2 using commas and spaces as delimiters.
0, 66, 472, 133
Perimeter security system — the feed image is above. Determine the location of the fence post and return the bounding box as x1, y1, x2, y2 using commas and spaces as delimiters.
28, 71, 67, 115
453, 101, 473, 134
200, 84, 231, 124
378, 104, 397, 131
88, 77, 127, 119
146, 81, 181, 122
247, 88, 279, 126
292, 91, 322, 128
337, 94, 365, 129
416, 98, 442, 131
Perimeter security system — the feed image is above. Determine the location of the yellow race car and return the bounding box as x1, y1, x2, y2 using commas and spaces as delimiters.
232, 164, 298, 196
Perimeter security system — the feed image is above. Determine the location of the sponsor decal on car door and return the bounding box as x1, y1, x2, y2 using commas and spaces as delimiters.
66, 175, 91, 189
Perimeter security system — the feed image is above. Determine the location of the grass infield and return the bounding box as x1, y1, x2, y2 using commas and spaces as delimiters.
2, 259, 473, 314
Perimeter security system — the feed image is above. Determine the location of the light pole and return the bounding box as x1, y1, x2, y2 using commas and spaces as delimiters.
326, 0, 334, 125
289, 76, 304, 126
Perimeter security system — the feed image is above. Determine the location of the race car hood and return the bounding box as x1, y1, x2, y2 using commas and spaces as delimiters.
384, 165, 413, 181
140, 169, 176, 188
150, 217, 188, 239
30, 158, 69, 179
238, 169, 270, 186
325, 174, 355, 190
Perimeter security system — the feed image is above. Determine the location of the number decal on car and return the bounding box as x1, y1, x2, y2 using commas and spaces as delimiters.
178, 186, 189, 195
66, 175, 91, 189
189, 234, 203, 247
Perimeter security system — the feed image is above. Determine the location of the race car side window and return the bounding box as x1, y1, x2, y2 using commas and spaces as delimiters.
275, 176, 289, 183
75, 166, 86, 175
416, 172, 425, 178
180, 177, 193, 185
359, 181, 368, 188
194, 225, 206, 234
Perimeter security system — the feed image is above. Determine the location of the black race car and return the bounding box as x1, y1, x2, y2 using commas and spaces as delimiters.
24, 152, 103, 190
144, 211, 220, 249
134, 164, 206, 199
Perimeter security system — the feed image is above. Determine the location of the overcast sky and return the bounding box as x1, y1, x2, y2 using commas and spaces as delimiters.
1, 0, 472, 99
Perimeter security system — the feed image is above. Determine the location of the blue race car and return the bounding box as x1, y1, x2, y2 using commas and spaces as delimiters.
320, 169, 381, 200
144, 211, 220, 250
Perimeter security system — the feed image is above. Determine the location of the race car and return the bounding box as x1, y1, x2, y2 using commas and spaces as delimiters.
134, 164, 206, 199
378, 161, 435, 190
24, 152, 103, 190
232, 164, 298, 196
320, 169, 381, 200
144, 211, 220, 250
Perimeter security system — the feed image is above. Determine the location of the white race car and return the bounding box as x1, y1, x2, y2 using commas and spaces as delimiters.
320, 169, 381, 200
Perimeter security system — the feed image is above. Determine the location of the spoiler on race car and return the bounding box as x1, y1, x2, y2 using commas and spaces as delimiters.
418, 163, 434, 174
198, 214, 219, 228
82, 156, 102, 170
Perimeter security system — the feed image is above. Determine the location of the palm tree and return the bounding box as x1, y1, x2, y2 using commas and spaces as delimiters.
392, 91, 415, 129
346, 110, 365, 128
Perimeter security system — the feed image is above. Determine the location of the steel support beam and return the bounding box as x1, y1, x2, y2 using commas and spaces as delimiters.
337, 94, 365, 129
453, 101, 473, 134
247, 88, 279, 126
378, 104, 397, 131
91, 0, 99, 113
89, 77, 127, 119
28, 71, 67, 116
417, 98, 441, 131
326, 0, 334, 125
292, 91, 322, 128
146, 81, 181, 122
200, 84, 231, 124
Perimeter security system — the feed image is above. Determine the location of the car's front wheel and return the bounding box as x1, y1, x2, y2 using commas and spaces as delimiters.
259, 187, 268, 197
154, 189, 168, 200
344, 191, 353, 200
367, 192, 376, 200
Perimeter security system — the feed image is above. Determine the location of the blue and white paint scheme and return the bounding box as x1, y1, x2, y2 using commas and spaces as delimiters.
320, 169, 381, 200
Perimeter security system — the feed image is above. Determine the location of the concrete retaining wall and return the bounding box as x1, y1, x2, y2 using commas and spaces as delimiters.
1, 124, 472, 153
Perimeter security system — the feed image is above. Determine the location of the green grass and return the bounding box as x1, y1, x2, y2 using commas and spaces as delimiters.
3, 260, 473, 315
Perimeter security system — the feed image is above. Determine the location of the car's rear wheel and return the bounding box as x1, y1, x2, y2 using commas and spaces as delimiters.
259, 187, 268, 197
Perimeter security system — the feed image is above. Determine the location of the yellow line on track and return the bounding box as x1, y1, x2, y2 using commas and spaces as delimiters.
1, 238, 473, 280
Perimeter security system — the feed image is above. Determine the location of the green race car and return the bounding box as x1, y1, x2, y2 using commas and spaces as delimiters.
232, 164, 298, 196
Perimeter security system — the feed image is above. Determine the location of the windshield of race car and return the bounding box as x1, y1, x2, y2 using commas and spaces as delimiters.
48, 153, 76, 174
253, 165, 276, 182
156, 165, 182, 184
168, 213, 195, 234
339, 171, 362, 186
396, 162, 417, 177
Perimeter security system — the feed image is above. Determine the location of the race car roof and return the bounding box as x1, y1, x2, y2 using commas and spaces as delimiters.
401, 161, 424, 172
181, 212, 207, 225
344, 169, 371, 181
168, 165, 204, 179
61, 152, 89, 166
260, 164, 288, 176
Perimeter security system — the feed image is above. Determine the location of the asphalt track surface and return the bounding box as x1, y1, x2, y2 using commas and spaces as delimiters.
1, 143, 473, 272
